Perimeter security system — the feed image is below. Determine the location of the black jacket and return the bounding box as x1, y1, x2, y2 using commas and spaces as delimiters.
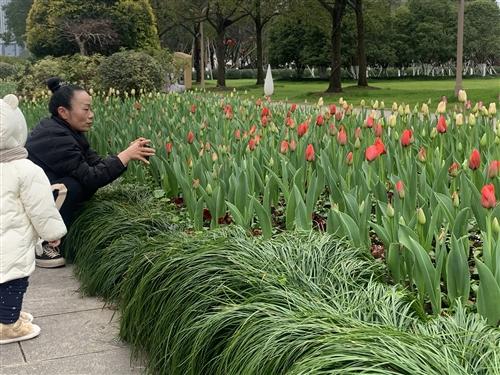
26, 116, 126, 191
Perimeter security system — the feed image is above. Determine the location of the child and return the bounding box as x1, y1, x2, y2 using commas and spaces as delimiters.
0, 94, 67, 344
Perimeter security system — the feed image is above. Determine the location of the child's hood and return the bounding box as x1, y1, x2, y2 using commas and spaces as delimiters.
0, 94, 28, 151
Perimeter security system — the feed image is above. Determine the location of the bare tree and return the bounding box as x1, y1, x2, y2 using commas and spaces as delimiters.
61, 19, 118, 56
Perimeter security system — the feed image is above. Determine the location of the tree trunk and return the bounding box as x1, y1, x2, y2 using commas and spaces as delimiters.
255, 0, 264, 85
193, 23, 201, 83
454, 0, 464, 96
326, 3, 345, 92
355, 0, 368, 87
216, 30, 226, 88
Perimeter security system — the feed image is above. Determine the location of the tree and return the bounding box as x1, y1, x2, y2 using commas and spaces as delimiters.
317, 0, 347, 92
268, 20, 329, 78
26, 0, 160, 57
242, 0, 280, 85
2, 0, 33, 45
455, 0, 464, 95
351, 0, 367, 86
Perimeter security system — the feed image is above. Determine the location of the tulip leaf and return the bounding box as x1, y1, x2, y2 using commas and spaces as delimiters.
476, 259, 500, 326
250, 195, 272, 239
447, 235, 470, 306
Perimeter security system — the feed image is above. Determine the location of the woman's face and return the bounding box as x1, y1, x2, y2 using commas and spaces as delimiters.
58, 90, 94, 132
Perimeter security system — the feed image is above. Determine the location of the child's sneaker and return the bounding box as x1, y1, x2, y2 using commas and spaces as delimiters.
19, 311, 34, 323
35, 242, 65, 268
0, 320, 41, 344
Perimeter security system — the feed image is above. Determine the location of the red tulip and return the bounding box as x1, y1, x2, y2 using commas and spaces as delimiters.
290, 103, 297, 112
289, 139, 297, 152
234, 129, 241, 140
315, 114, 324, 126
481, 184, 496, 209
365, 145, 380, 162
488, 160, 500, 178
165, 142, 173, 155
374, 124, 383, 137
337, 127, 347, 145
305, 144, 315, 161
401, 129, 413, 147
249, 125, 257, 135
187, 131, 195, 144
374, 138, 386, 155
280, 140, 289, 154
366, 116, 374, 128
436, 115, 447, 133
286, 117, 295, 128
297, 121, 309, 137
248, 138, 256, 151
468, 149, 481, 170
346, 151, 353, 165
261, 116, 268, 126
190, 104, 196, 113
395, 180, 405, 199
261, 107, 270, 117
329, 104, 337, 115
335, 111, 343, 121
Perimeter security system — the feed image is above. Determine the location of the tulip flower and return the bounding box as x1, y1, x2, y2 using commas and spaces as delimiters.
417, 208, 426, 225
455, 113, 463, 126
261, 116, 268, 126
481, 184, 496, 209
248, 138, 257, 151
255, 98, 262, 107
488, 160, 500, 178
337, 127, 347, 145
290, 103, 297, 112
329, 104, 337, 115
436, 115, 447, 133
437, 100, 446, 114
468, 113, 476, 126
489, 102, 496, 115
165, 142, 173, 155
365, 145, 380, 162
448, 162, 460, 177
305, 144, 315, 161
392, 102, 398, 112
395, 180, 405, 199
289, 139, 297, 152
374, 124, 383, 137
190, 104, 196, 113
421, 103, 429, 116
374, 138, 386, 155
389, 114, 397, 127
249, 125, 257, 135
458, 89, 467, 103
315, 114, 324, 126
234, 129, 241, 140
366, 116, 374, 128
329, 123, 337, 136
417, 147, 426, 162
280, 140, 289, 154
335, 111, 343, 121
297, 122, 309, 137
452, 191, 460, 207
187, 131, 195, 144
401, 129, 413, 147
468, 149, 481, 170
286, 117, 295, 128
346, 151, 353, 166
261, 107, 270, 117
355, 127, 362, 139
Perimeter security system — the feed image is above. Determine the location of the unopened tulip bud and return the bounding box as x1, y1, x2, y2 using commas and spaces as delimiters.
480, 134, 488, 147
211, 152, 218, 162
489, 103, 496, 115
269, 157, 274, 167
398, 105, 404, 116
389, 114, 397, 127
360, 99, 366, 107
437, 100, 446, 114
359, 200, 365, 214
372, 100, 379, 110
495, 136, 500, 145
468, 113, 476, 126
455, 113, 463, 126
392, 102, 398, 112
430, 128, 438, 139
387, 203, 395, 218
192, 179, 200, 189
452, 191, 460, 207
399, 216, 406, 225
458, 89, 467, 103
354, 137, 361, 149
332, 202, 339, 212
405, 104, 411, 115
481, 107, 489, 116
421, 128, 426, 138
417, 208, 426, 225
493, 217, 500, 234
380, 101, 385, 109
206, 183, 213, 195
472, 103, 478, 113
457, 142, 463, 152
421, 103, 429, 116
392, 130, 399, 141
317, 97, 324, 107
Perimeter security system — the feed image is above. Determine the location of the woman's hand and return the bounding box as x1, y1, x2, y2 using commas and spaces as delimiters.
118, 138, 156, 166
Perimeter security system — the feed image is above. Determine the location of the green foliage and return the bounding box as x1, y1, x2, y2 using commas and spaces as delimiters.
464, 0, 500, 63
26, 0, 160, 57
16, 54, 104, 96
2, 0, 33, 45
0, 62, 17, 80
96, 50, 166, 93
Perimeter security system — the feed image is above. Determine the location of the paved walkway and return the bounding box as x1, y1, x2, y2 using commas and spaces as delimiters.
0, 266, 143, 374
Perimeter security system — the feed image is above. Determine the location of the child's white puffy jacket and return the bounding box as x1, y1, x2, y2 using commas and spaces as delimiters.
1, 95, 67, 283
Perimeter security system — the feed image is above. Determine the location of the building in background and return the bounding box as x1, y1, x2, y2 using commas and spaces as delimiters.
0, 0, 25, 56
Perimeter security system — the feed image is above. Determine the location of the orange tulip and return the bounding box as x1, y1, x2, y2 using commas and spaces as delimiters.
481, 184, 496, 208
305, 144, 315, 161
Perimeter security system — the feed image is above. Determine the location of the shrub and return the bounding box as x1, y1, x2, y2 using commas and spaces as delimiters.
0, 62, 17, 79
96, 50, 165, 93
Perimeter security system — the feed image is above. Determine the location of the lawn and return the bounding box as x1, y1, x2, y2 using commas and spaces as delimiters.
194, 77, 500, 107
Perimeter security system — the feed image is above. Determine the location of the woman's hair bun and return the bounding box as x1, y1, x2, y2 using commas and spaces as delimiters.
47, 77, 63, 93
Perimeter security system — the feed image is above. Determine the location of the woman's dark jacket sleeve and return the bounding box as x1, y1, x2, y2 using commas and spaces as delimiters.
26, 116, 126, 191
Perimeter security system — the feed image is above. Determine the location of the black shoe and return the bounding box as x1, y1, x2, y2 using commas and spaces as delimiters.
35, 242, 65, 268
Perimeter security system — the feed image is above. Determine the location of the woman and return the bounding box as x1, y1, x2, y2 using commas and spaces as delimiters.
26, 78, 155, 268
